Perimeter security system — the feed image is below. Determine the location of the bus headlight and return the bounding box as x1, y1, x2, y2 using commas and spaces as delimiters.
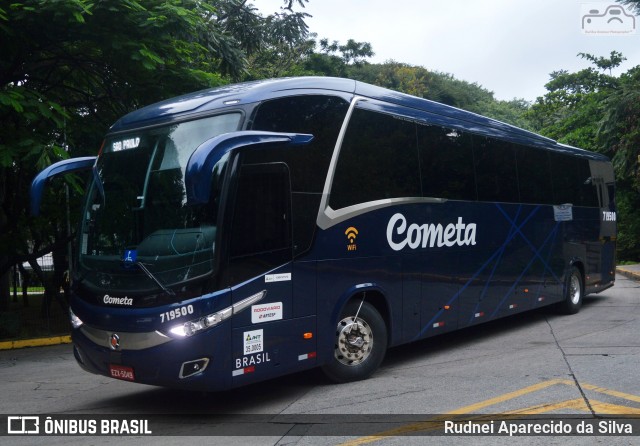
168, 290, 265, 337
70, 308, 84, 329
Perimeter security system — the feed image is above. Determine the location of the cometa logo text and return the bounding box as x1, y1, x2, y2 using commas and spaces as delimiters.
103, 295, 133, 306
386, 213, 477, 251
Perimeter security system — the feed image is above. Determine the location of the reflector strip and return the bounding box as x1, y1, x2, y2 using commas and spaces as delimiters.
538, 297, 545, 302
232, 366, 255, 376
433, 322, 445, 328
509, 304, 518, 309
298, 351, 317, 361
475, 312, 484, 318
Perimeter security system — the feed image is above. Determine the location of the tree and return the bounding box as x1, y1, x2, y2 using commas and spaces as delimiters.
618, 0, 640, 14
598, 66, 640, 259
526, 51, 623, 152
244, 6, 314, 79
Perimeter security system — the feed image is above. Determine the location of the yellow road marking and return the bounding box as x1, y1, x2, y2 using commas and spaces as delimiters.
339, 379, 567, 446
590, 400, 640, 415
502, 397, 589, 414
337, 379, 640, 446
0, 335, 71, 350
567, 380, 640, 405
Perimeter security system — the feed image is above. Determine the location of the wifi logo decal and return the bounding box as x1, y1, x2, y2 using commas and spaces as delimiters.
345, 227, 359, 251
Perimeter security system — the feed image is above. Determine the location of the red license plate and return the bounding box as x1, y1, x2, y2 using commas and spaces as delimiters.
109, 364, 135, 381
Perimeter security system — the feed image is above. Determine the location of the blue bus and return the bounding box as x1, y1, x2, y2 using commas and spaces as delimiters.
31, 77, 616, 390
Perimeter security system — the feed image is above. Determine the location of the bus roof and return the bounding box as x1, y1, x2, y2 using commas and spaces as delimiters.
109, 76, 607, 161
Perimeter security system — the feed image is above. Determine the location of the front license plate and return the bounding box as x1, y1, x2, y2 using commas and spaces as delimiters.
109, 364, 135, 381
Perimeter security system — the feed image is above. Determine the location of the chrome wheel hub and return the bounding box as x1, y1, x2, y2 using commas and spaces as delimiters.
570, 274, 581, 305
335, 316, 373, 366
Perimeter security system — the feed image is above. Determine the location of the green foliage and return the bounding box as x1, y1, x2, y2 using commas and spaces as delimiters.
618, 0, 640, 14
599, 66, 640, 260
599, 66, 640, 190
615, 188, 640, 260
342, 61, 533, 129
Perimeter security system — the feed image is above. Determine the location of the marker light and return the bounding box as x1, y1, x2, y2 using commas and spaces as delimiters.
70, 308, 84, 329
169, 290, 266, 337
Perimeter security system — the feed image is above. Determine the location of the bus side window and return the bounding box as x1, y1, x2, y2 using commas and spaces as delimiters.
330, 108, 421, 209
418, 126, 476, 201
516, 145, 554, 205
549, 153, 598, 206
225, 162, 293, 285
473, 136, 519, 203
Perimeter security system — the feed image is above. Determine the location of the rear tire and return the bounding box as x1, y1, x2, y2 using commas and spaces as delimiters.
321, 301, 387, 383
557, 266, 583, 315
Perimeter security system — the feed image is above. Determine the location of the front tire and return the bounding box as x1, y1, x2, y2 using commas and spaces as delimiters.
322, 301, 387, 383
557, 266, 584, 314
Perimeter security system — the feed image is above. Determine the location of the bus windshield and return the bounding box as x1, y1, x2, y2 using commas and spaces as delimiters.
77, 113, 241, 299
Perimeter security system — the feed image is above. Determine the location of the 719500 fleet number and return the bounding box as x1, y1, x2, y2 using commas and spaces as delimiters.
160, 305, 194, 323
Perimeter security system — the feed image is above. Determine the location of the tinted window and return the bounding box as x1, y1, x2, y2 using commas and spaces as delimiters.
251, 95, 349, 193
330, 108, 421, 209
418, 126, 476, 200
516, 146, 553, 205
230, 163, 292, 257
221, 163, 292, 286
224, 162, 293, 286
549, 153, 598, 206
473, 136, 519, 203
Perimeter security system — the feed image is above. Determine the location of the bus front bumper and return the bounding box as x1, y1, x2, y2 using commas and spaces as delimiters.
71, 323, 233, 392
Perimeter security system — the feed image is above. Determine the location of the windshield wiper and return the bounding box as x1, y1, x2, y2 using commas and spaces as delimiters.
136, 261, 175, 297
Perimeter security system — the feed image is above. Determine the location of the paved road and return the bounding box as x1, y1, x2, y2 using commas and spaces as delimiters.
1, 274, 639, 445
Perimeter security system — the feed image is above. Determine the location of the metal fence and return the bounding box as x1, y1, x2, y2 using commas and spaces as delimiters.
2, 255, 70, 341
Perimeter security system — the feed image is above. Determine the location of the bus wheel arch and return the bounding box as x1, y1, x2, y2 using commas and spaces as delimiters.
322, 291, 389, 383
557, 263, 584, 315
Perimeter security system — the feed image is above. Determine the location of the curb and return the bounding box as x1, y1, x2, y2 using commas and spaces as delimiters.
0, 335, 71, 351
616, 266, 640, 282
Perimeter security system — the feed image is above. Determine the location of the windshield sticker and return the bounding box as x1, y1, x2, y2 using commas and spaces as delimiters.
123, 249, 137, 264
112, 137, 140, 152
243, 329, 263, 355
251, 302, 283, 324
265, 273, 291, 283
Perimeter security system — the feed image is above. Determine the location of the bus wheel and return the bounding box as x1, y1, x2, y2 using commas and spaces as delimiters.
558, 266, 583, 314
322, 301, 387, 383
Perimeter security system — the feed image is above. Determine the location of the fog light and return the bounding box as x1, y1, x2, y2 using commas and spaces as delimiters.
179, 358, 209, 378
